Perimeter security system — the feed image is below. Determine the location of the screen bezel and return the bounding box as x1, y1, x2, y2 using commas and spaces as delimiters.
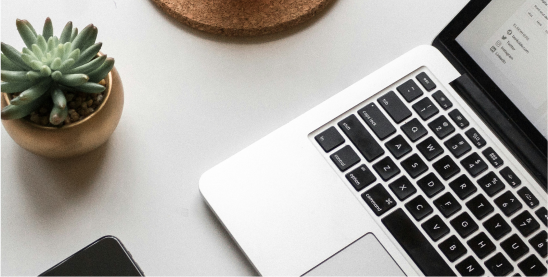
433, 0, 547, 155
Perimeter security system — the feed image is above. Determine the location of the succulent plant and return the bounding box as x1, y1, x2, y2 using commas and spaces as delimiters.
1, 18, 114, 125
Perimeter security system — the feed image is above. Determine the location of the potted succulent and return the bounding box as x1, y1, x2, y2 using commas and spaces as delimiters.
1, 18, 123, 158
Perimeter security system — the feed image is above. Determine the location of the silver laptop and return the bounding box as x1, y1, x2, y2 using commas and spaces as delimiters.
200, 0, 547, 275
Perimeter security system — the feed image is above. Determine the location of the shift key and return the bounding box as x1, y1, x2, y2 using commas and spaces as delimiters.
338, 115, 385, 162
377, 91, 412, 123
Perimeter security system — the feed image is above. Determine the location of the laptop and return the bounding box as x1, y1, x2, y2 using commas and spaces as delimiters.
200, 0, 547, 275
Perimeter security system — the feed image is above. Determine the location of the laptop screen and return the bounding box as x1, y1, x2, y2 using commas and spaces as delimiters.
455, 0, 547, 138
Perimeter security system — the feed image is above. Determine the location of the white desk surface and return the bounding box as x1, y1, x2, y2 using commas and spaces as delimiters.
1, 0, 468, 275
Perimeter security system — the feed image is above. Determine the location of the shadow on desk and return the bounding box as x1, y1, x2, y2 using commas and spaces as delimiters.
14, 142, 109, 216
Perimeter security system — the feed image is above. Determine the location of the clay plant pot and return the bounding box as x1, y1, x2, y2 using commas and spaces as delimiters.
1, 66, 124, 159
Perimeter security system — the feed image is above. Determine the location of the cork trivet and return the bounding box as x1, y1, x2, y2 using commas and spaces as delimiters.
152, 0, 334, 37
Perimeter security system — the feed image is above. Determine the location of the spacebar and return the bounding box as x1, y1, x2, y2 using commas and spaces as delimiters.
382, 209, 455, 276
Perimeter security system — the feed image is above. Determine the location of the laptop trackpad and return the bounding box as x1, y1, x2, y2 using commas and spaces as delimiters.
304, 233, 405, 276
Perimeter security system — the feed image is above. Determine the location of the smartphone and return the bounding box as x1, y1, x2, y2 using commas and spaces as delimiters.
40, 235, 145, 276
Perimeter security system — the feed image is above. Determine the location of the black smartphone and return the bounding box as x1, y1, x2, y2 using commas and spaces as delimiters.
39, 235, 144, 276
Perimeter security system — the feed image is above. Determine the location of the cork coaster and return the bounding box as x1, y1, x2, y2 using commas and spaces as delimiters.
152, 0, 334, 37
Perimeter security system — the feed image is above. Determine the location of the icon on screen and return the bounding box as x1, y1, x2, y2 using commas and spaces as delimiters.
490, 46, 496, 52
507, 30, 513, 35
502, 35, 507, 40
496, 40, 502, 47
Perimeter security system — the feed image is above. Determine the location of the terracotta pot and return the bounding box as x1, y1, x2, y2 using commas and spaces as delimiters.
1, 66, 124, 159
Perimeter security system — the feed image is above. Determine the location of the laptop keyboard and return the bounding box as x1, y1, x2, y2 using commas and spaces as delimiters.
313, 68, 547, 276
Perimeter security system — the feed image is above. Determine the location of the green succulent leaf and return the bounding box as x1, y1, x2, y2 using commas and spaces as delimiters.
57, 73, 89, 87
71, 24, 94, 51
68, 55, 106, 74
1, 54, 25, 71
46, 36, 56, 52
51, 71, 63, 81
16, 19, 38, 48
10, 78, 51, 105
68, 49, 80, 62
36, 35, 47, 52
81, 26, 98, 52
40, 65, 52, 76
1, 42, 32, 70
49, 104, 68, 125
1, 70, 28, 82
74, 82, 105, 93
1, 80, 40, 93
70, 28, 78, 42
31, 44, 44, 60
50, 86, 66, 108
62, 42, 72, 59
50, 57, 62, 70
59, 21, 73, 43
1, 91, 49, 120
42, 18, 54, 40
88, 57, 114, 83
73, 42, 102, 67
58, 58, 75, 72
26, 71, 44, 82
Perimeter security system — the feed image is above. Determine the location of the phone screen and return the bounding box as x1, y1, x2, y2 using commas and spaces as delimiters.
39, 236, 144, 276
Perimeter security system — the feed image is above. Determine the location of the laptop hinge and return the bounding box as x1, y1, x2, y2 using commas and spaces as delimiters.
450, 74, 547, 191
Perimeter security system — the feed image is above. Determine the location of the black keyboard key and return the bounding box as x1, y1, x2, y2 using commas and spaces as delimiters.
388, 176, 416, 200
357, 103, 396, 140
512, 211, 540, 237
466, 194, 494, 220
485, 253, 513, 276
467, 232, 496, 259
412, 97, 439, 120
377, 91, 412, 123
416, 136, 444, 161
433, 155, 461, 180
385, 135, 412, 159
449, 174, 477, 200
444, 134, 472, 158
517, 187, 539, 209
461, 153, 488, 177
434, 192, 462, 218
501, 234, 529, 261
428, 115, 455, 139
529, 230, 547, 257
500, 166, 521, 188
345, 165, 376, 191
494, 191, 522, 216
484, 214, 512, 240
397, 79, 424, 102
465, 128, 486, 149
432, 90, 453, 110
338, 115, 385, 162
482, 147, 504, 168
439, 235, 467, 262
417, 172, 445, 197
315, 127, 344, 152
400, 154, 428, 178
330, 145, 360, 172
477, 172, 505, 197
422, 215, 450, 241
456, 256, 485, 276
361, 184, 396, 216
401, 118, 427, 142
448, 109, 469, 129
416, 72, 436, 91
536, 207, 548, 227
405, 195, 433, 221
382, 209, 456, 276
518, 255, 547, 276
373, 156, 400, 181
451, 212, 479, 238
